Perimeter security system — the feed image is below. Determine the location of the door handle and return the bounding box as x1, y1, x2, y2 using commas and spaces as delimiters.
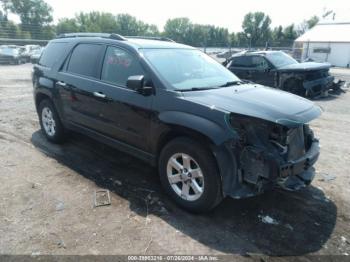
56, 81, 67, 87
93, 91, 106, 99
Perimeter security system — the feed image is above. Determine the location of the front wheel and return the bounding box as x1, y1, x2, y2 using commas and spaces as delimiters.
159, 137, 223, 213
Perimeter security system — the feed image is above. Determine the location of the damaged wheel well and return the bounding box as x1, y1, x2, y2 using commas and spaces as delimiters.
156, 126, 215, 158
282, 77, 305, 96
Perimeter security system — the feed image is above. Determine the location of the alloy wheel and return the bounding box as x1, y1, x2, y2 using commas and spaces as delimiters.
41, 107, 56, 137
166, 153, 205, 201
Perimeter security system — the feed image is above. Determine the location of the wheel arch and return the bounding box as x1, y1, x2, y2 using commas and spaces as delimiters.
156, 124, 216, 158
35, 92, 52, 112
281, 75, 303, 90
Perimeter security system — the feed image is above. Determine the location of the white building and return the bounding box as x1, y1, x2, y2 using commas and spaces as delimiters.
294, 22, 350, 67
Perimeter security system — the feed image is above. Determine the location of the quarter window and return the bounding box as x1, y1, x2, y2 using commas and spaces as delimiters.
39, 42, 67, 68
67, 44, 104, 78
101, 46, 144, 87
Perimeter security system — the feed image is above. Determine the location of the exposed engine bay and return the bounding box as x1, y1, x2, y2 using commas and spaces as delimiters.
228, 113, 320, 197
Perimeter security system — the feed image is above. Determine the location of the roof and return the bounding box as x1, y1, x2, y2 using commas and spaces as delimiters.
126, 38, 192, 49
54, 33, 193, 49
295, 22, 350, 43
231, 50, 278, 57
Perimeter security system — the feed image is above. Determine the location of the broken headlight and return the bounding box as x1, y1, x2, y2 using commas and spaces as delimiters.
228, 113, 288, 150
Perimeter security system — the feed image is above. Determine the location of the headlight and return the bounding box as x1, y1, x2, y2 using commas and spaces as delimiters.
228, 113, 289, 148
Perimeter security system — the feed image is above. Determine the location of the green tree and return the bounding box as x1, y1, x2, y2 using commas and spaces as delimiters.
2, 0, 53, 38
116, 13, 158, 36
236, 32, 248, 47
56, 18, 79, 34
229, 32, 236, 46
283, 24, 297, 41
163, 17, 192, 43
56, 12, 159, 37
272, 25, 284, 42
75, 12, 118, 33
242, 12, 271, 46
298, 15, 319, 35
307, 16, 319, 29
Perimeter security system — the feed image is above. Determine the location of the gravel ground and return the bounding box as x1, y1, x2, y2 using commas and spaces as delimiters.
0, 64, 350, 259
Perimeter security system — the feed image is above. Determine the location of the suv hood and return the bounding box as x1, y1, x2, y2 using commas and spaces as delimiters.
181, 84, 322, 127
278, 62, 331, 72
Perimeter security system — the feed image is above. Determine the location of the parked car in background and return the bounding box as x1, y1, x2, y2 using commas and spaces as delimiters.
30, 47, 44, 64
0, 46, 25, 64
225, 51, 343, 97
21, 45, 41, 63
33, 33, 321, 212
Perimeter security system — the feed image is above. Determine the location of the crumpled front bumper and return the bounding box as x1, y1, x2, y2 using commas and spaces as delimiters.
303, 76, 334, 96
219, 138, 320, 199
278, 139, 320, 191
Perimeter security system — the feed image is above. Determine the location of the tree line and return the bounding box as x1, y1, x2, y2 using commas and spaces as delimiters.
0, 0, 321, 47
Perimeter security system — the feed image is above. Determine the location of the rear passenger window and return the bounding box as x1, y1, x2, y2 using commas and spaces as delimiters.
39, 42, 67, 68
67, 44, 104, 78
231, 56, 253, 68
101, 46, 144, 87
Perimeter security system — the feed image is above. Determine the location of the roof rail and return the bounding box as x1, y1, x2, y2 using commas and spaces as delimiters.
56, 33, 126, 41
125, 36, 175, 42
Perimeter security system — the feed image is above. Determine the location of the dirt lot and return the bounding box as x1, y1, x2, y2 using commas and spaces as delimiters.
0, 64, 350, 259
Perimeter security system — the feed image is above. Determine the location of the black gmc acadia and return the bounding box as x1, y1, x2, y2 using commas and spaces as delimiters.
32, 33, 321, 212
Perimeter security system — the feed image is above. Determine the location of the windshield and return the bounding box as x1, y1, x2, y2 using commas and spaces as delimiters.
142, 49, 240, 90
266, 51, 298, 68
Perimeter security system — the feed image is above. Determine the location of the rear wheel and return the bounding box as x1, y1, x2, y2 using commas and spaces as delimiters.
283, 79, 306, 97
159, 137, 222, 213
38, 99, 66, 143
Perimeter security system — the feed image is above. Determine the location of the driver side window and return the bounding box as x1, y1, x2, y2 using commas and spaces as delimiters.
101, 46, 144, 88
251, 56, 269, 70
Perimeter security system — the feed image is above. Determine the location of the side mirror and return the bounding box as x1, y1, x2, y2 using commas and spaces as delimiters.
126, 75, 153, 95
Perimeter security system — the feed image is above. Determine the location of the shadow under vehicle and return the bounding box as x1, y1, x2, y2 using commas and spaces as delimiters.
31, 130, 337, 256
224, 51, 345, 98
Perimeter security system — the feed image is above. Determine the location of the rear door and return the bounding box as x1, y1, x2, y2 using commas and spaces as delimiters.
56, 43, 106, 129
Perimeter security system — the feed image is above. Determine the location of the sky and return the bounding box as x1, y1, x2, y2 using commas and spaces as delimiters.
11, 0, 350, 32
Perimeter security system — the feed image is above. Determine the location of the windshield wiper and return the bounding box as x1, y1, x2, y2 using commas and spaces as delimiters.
219, 81, 244, 87
175, 81, 246, 92
175, 86, 219, 92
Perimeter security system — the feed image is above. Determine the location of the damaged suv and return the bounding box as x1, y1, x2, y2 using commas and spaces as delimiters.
33, 33, 321, 212
225, 51, 343, 97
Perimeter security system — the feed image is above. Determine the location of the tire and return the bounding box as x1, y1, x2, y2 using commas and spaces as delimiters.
38, 99, 66, 143
159, 137, 223, 213
283, 79, 306, 97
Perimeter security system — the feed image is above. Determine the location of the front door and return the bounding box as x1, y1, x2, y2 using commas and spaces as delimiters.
249, 56, 275, 87
96, 45, 154, 151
